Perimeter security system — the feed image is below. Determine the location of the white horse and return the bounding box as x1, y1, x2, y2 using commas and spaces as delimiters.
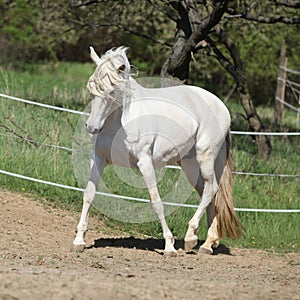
73, 46, 242, 256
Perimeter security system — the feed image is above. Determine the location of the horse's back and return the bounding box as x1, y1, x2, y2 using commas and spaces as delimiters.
134, 82, 231, 144
136, 81, 229, 122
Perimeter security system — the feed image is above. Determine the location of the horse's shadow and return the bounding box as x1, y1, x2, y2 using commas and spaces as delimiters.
90, 236, 231, 255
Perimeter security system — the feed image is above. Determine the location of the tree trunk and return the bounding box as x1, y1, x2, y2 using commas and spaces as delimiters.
232, 57, 272, 159
161, 0, 228, 83
238, 85, 272, 160
207, 28, 273, 159
160, 1, 192, 84
160, 33, 191, 85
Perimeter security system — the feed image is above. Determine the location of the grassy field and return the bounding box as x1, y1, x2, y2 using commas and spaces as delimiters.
0, 63, 299, 252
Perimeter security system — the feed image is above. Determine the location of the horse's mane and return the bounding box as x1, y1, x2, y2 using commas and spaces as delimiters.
87, 47, 130, 97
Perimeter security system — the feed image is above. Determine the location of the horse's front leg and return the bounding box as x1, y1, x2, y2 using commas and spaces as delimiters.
73, 153, 106, 251
137, 156, 177, 256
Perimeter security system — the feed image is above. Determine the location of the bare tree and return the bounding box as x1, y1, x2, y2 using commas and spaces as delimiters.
205, 25, 272, 159
159, 1, 272, 158
160, 1, 227, 80
159, 0, 300, 159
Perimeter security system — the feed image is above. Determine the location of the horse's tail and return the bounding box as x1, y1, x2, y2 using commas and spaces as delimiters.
214, 132, 243, 239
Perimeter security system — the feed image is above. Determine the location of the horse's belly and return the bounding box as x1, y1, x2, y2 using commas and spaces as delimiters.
150, 135, 194, 168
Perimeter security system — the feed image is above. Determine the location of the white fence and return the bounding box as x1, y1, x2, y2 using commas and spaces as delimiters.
0, 93, 299, 213
276, 64, 300, 128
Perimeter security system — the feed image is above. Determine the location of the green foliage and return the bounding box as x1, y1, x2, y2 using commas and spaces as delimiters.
1, 0, 300, 105
190, 20, 300, 103
0, 62, 93, 108
0, 63, 299, 252
229, 20, 300, 104
1, 0, 39, 43
0, 0, 77, 63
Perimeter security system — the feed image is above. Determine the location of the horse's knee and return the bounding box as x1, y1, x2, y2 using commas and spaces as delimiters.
77, 221, 88, 233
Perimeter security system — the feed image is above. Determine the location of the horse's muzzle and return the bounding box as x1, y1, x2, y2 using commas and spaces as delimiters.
86, 123, 101, 134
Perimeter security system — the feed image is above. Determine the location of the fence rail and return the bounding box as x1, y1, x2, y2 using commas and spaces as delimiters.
0, 93, 88, 115
1, 169, 299, 213
1, 92, 299, 136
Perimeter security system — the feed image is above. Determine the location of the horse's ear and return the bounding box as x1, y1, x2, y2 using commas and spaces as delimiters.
90, 46, 101, 65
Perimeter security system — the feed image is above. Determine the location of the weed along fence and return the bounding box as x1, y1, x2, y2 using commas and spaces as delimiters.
0, 92, 300, 214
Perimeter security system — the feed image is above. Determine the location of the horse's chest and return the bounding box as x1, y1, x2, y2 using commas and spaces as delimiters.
95, 132, 139, 167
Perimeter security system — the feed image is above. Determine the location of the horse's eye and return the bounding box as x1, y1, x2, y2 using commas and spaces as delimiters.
118, 65, 125, 72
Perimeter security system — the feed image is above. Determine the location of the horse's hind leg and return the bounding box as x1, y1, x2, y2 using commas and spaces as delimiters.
182, 165, 219, 253
184, 180, 203, 250
200, 138, 229, 253
137, 155, 176, 256
73, 153, 106, 250
198, 201, 219, 254
183, 151, 219, 254
180, 157, 204, 250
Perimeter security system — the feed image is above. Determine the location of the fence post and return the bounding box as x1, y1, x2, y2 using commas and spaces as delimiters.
274, 42, 288, 130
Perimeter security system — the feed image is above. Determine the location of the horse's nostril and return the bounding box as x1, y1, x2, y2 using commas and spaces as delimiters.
85, 123, 100, 134
86, 122, 93, 132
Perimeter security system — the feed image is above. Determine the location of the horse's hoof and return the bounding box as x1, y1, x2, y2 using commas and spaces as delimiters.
72, 244, 86, 253
184, 239, 198, 251
198, 246, 213, 255
164, 250, 177, 257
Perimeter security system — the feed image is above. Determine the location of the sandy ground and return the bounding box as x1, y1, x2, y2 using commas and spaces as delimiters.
0, 190, 299, 300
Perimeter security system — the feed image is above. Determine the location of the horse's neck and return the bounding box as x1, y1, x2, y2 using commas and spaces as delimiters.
129, 77, 143, 96
107, 78, 142, 142
107, 105, 122, 123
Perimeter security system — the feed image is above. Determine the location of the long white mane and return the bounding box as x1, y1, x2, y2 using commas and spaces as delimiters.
87, 47, 130, 97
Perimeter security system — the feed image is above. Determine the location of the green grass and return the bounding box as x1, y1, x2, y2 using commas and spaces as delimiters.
0, 63, 299, 253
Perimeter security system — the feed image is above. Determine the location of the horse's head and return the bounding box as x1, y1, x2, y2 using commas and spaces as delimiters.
86, 46, 130, 134
88, 46, 130, 95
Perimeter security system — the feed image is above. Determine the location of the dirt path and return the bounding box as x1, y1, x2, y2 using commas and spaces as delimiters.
0, 190, 299, 300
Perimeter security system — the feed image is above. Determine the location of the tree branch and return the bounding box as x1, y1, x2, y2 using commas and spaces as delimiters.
243, 13, 300, 24
0, 118, 38, 148
146, 0, 178, 23
109, 23, 173, 48
205, 36, 238, 83
185, 0, 228, 51
226, 2, 300, 24
74, 0, 111, 8
273, 0, 300, 9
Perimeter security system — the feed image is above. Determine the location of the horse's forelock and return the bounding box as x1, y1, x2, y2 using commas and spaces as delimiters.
110, 46, 130, 73
87, 46, 130, 96
102, 47, 129, 66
